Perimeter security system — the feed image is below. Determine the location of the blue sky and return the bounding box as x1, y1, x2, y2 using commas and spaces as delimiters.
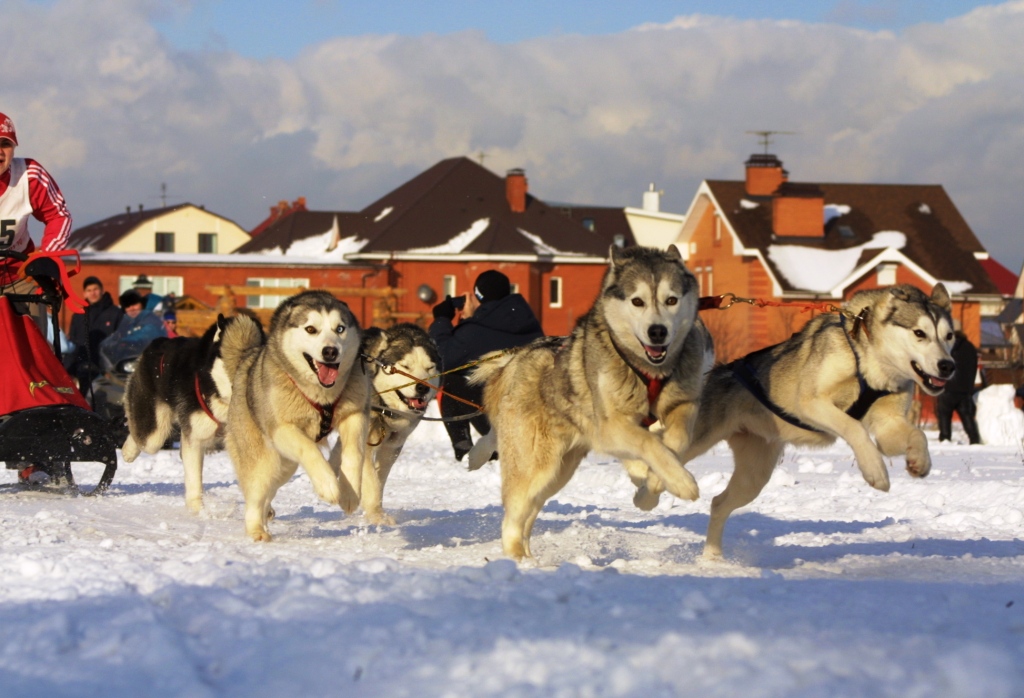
154, 1, 994, 59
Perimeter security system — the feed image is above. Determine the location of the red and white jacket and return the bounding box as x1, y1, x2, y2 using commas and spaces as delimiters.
0, 157, 72, 285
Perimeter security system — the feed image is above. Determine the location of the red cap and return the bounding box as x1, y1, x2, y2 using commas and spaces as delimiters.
0, 113, 17, 146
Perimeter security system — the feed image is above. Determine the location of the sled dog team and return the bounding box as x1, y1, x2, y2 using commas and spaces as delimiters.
121, 245, 957, 560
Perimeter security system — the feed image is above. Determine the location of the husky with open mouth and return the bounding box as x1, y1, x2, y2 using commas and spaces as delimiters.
467, 245, 714, 561
357, 323, 441, 525
630, 283, 956, 559
221, 291, 371, 541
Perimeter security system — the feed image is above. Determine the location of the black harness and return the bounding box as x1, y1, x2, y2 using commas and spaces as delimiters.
730, 314, 891, 433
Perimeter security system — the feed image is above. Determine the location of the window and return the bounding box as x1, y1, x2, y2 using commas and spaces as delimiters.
198, 233, 218, 254
582, 218, 595, 232
877, 263, 897, 286
549, 277, 563, 308
442, 275, 457, 299
155, 232, 175, 253
713, 213, 722, 247
118, 275, 183, 299
246, 277, 310, 309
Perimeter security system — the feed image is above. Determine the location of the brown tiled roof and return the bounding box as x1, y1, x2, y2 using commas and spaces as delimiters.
353, 157, 632, 257
233, 211, 371, 254
706, 180, 998, 295
68, 203, 243, 251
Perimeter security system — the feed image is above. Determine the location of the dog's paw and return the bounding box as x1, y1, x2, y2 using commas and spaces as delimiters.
663, 468, 700, 501
185, 497, 203, 514
633, 486, 661, 511
338, 486, 360, 515
312, 478, 343, 507
365, 510, 396, 526
248, 528, 272, 542
857, 452, 891, 492
905, 444, 932, 478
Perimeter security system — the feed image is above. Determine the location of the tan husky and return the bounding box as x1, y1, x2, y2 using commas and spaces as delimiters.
632, 284, 956, 558
468, 246, 714, 560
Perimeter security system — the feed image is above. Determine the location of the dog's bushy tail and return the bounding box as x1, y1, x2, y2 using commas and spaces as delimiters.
466, 349, 516, 387
220, 315, 265, 377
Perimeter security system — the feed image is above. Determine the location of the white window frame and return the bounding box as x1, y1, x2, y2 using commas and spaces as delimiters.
442, 275, 457, 300
198, 232, 218, 254
118, 275, 184, 299
549, 276, 563, 308
877, 263, 897, 286
246, 277, 310, 309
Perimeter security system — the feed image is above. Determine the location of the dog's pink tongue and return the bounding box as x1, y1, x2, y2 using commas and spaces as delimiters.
317, 362, 339, 386
930, 376, 948, 389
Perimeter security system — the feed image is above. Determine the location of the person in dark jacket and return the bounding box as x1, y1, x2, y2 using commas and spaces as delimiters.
429, 270, 544, 461
65, 276, 124, 389
936, 326, 982, 444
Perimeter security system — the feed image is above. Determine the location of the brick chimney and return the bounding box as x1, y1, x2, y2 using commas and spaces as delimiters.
745, 153, 787, 196
772, 182, 825, 238
506, 168, 528, 213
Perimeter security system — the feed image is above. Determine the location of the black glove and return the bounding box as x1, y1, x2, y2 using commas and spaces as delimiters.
432, 297, 456, 320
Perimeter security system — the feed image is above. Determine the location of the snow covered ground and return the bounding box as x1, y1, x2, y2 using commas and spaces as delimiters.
1, 390, 1023, 697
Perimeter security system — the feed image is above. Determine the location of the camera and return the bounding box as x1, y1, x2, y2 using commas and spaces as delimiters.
449, 295, 466, 310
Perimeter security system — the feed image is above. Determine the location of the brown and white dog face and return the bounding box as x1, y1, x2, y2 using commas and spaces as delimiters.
273, 291, 361, 391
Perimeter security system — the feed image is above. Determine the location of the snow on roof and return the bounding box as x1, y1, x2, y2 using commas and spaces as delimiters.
938, 280, 973, 295
255, 215, 367, 260
374, 206, 393, 222
768, 231, 908, 293
824, 204, 851, 225
408, 218, 490, 254
739, 199, 759, 209
516, 228, 582, 256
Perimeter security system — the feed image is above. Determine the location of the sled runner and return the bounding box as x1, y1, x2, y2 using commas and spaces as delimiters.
0, 249, 119, 494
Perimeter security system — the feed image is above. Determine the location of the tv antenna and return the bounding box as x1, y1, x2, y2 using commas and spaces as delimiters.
476, 150, 489, 166
746, 130, 796, 156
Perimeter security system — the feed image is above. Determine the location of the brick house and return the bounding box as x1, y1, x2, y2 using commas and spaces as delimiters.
238, 156, 636, 336
678, 153, 1000, 363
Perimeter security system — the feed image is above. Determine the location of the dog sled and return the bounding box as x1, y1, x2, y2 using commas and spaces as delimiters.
0, 249, 119, 494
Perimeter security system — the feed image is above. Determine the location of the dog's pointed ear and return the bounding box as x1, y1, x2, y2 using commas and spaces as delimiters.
931, 283, 952, 311
609, 244, 628, 267
216, 313, 227, 330
666, 244, 683, 262
361, 326, 387, 358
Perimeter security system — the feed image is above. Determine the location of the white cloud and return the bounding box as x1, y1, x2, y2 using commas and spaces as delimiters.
5, 0, 1023, 268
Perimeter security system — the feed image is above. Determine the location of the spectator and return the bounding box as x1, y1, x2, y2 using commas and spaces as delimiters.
98, 289, 164, 370
162, 310, 179, 338
936, 323, 983, 444
428, 270, 544, 461
1014, 384, 1024, 412
0, 111, 72, 335
132, 274, 164, 313
65, 276, 123, 388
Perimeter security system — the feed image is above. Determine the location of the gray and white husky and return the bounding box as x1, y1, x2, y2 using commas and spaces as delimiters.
358, 323, 441, 525
468, 245, 715, 560
632, 283, 956, 559
221, 291, 371, 541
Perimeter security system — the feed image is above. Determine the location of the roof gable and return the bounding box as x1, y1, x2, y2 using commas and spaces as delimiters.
353, 157, 630, 258
69, 203, 242, 252
704, 180, 997, 296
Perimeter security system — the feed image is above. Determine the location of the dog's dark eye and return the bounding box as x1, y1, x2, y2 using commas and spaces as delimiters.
305, 326, 317, 335
631, 298, 644, 307
665, 296, 678, 306
913, 329, 926, 339
946, 332, 953, 341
